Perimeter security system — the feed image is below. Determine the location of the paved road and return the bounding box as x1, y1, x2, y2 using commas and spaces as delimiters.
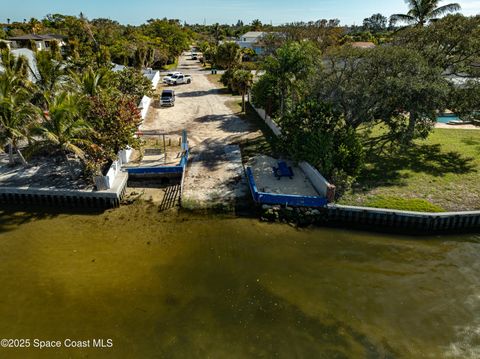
140, 55, 257, 209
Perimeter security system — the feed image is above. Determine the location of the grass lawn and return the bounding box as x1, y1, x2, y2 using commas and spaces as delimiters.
339, 128, 480, 212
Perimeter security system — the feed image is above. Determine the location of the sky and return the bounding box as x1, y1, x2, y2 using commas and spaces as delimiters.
1, 0, 479, 26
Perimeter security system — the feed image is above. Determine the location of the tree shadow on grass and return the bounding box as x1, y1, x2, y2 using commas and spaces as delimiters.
356, 143, 477, 190
461, 138, 480, 154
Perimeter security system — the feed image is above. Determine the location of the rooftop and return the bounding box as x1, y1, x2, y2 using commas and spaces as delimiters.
8, 34, 67, 41
240, 31, 266, 38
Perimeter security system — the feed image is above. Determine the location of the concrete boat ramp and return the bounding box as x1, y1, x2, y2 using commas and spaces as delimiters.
181, 144, 247, 210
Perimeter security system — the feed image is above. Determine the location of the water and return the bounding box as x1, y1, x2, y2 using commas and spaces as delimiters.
437, 114, 460, 124
1, 204, 480, 358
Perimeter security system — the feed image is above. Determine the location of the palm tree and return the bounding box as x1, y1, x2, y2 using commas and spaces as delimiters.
71, 67, 110, 97
0, 48, 30, 79
34, 92, 93, 176
263, 41, 319, 115
211, 23, 224, 46
231, 70, 254, 112
0, 73, 34, 165
251, 19, 262, 31
31, 51, 66, 108
391, 0, 461, 27
216, 42, 242, 70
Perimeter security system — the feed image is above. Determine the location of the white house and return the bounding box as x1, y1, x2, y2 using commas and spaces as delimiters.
236, 31, 267, 55
0, 48, 38, 81
8, 34, 67, 52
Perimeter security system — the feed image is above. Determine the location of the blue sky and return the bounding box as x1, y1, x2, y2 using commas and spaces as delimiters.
1, 0, 479, 26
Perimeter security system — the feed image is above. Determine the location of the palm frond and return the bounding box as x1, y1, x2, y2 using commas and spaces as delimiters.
390, 14, 418, 24
429, 3, 461, 18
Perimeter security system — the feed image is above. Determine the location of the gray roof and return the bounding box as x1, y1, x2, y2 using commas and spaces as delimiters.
8, 34, 67, 41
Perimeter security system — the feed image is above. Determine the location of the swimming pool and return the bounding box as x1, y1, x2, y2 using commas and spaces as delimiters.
437, 114, 460, 123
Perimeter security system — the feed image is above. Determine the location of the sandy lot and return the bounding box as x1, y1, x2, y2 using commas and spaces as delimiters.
247, 155, 319, 196
141, 55, 256, 208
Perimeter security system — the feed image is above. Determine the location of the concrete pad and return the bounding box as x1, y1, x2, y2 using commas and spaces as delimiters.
248, 155, 319, 197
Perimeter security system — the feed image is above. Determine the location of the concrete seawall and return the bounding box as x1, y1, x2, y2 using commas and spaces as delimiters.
326, 204, 480, 231
0, 172, 128, 209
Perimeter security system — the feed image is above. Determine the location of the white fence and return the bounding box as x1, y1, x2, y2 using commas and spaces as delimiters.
138, 96, 152, 121
94, 148, 133, 191
251, 104, 283, 137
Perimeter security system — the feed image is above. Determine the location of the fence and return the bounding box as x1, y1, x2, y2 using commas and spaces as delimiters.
126, 130, 189, 177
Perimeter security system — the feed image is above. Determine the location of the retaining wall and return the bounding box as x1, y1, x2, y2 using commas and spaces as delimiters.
326, 204, 480, 231
0, 172, 128, 209
246, 167, 328, 208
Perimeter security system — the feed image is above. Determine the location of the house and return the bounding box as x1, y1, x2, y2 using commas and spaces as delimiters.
8, 34, 67, 51
0, 48, 38, 81
236, 31, 267, 55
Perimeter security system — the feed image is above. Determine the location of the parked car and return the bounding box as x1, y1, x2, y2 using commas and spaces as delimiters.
160, 90, 175, 107
191, 53, 198, 60
162, 72, 181, 84
166, 74, 192, 85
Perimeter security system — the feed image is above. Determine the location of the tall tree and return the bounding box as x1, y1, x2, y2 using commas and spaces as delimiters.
251, 19, 262, 31
34, 92, 93, 175
231, 69, 254, 112
260, 41, 321, 115
215, 42, 242, 69
363, 13, 388, 32
391, 0, 461, 27
0, 73, 33, 165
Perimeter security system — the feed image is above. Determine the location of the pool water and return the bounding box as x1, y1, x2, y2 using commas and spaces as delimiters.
437, 114, 460, 123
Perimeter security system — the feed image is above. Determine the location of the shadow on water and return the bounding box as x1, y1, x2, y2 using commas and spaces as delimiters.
0, 205, 106, 234
356, 143, 476, 189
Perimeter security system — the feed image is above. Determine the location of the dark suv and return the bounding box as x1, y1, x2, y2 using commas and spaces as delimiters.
160, 90, 175, 107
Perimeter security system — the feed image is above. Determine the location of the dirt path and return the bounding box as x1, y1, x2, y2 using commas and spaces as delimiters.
140, 55, 254, 209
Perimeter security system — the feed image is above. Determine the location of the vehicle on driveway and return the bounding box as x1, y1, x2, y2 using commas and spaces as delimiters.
162, 72, 181, 84
166, 74, 192, 85
160, 90, 175, 107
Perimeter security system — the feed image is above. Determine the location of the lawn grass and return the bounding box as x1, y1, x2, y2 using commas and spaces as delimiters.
339, 128, 480, 212
363, 196, 445, 212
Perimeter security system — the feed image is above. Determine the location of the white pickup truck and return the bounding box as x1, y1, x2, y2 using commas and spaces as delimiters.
162, 72, 181, 84
165, 73, 192, 85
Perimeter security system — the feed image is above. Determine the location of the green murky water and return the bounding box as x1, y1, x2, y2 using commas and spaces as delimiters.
0, 204, 479, 358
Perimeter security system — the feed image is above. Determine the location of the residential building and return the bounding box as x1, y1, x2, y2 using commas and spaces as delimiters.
8, 34, 67, 51
236, 31, 267, 55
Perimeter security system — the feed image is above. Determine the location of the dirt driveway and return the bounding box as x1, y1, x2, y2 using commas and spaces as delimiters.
140, 55, 255, 209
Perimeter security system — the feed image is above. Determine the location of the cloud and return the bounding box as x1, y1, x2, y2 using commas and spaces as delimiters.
457, 0, 480, 14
